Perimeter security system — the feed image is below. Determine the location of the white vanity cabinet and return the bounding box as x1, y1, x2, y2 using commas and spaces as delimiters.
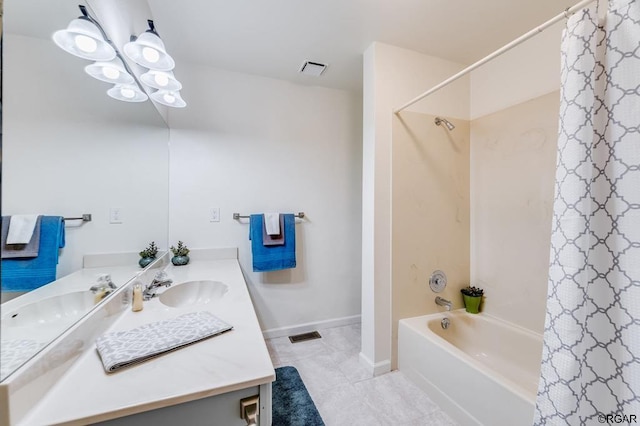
96, 385, 271, 426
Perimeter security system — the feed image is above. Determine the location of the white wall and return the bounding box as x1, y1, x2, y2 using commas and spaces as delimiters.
167, 63, 363, 333
2, 35, 169, 279
470, 92, 558, 333
362, 42, 468, 374
391, 111, 470, 368
470, 20, 564, 119
469, 20, 565, 333
3, 34, 362, 335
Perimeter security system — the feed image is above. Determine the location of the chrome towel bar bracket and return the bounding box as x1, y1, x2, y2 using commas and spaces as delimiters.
63, 214, 92, 222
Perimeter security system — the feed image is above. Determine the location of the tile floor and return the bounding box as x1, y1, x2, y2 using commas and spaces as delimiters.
266, 323, 458, 426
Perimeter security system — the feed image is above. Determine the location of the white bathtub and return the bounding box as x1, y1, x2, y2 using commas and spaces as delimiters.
398, 310, 543, 426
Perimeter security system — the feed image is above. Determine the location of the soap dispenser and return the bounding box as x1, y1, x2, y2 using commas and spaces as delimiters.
132, 282, 143, 312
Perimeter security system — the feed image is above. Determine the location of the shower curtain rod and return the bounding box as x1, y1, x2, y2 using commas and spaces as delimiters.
393, 0, 597, 114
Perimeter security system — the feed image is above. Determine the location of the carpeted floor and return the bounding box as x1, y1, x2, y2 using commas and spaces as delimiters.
272, 366, 325, 426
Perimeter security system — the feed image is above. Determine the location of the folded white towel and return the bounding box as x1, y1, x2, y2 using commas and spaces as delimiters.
7, 215, 39, 244
264, 213, 281, 235
95, 311, 233, 373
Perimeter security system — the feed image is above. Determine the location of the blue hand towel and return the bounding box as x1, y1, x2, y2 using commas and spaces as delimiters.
250, 214, 296, 272
1, 216, 66, 292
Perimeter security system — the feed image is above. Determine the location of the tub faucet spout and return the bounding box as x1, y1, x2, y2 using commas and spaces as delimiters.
435, 296, 452, 311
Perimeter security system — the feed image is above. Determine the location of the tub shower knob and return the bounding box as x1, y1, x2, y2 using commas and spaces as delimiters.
429, 270, 447, 293
441, 318, 450, 329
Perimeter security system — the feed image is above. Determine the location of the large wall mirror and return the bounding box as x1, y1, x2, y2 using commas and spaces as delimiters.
0, 0, 170, 381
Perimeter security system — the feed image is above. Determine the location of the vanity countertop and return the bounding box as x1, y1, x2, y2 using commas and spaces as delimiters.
18, 258, 275, 425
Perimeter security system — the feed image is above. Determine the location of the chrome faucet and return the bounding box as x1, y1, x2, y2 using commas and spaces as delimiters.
90, 274, 117, 292
143, 271, 173, 301
435, 296, 452, 311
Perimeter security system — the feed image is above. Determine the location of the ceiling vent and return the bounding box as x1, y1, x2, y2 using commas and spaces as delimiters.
299, 60, 327, 77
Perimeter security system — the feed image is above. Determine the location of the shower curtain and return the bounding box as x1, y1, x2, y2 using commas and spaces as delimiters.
535, 1, 640, 424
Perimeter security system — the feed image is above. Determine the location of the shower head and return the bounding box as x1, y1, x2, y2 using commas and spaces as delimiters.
434, 117, 455, 131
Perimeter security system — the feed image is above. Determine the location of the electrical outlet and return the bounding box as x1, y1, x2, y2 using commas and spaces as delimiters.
110, 207, 123, 224
210, 208, 220, 222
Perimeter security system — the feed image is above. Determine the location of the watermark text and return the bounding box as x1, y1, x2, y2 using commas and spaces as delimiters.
598, 413, 637, 424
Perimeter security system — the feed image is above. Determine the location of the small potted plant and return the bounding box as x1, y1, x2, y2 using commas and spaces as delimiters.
170, 241, 190, 266
138, 241, 158, 268
461, 286, 484, 314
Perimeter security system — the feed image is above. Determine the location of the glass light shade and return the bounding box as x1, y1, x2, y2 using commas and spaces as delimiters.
140, 70, 182, 91
53, 18, 116, 61
107, 84, 149, 102
85, 58, 135, 84
123, 32, 175, 71
150, 89, 186, 108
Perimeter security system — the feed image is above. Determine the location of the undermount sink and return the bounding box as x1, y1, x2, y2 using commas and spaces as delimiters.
158, 280, 229, 308
2, 291, 96, 328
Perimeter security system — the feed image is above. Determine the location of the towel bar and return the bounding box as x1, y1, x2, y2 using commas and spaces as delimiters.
233, 212, 305, 220
63, 214, 92, 222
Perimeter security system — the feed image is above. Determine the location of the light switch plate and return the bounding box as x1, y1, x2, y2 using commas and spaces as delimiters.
210, 208, 220, 222
109, 207, 123, 224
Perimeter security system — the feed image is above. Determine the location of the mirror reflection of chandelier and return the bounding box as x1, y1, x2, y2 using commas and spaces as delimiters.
53, 5, 186, 108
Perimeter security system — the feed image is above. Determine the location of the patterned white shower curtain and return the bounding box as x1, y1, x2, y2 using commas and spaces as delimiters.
535, 1, 640, 424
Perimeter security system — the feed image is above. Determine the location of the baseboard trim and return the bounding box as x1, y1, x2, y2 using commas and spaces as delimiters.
262, 315, 361, 340
359, 352, 391, 377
